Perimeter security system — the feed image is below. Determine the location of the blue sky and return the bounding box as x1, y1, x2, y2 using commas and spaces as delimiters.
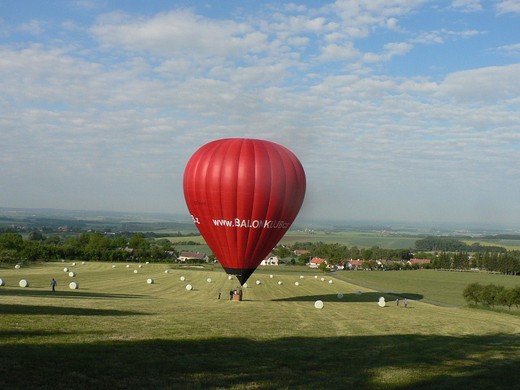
1, 0, 519, 228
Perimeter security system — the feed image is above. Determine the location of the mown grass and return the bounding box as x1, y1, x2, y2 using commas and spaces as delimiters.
1, 262, 520, 389
336, 269, 520, 307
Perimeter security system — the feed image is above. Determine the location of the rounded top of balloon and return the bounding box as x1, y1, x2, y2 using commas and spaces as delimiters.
183, 138, 306, 285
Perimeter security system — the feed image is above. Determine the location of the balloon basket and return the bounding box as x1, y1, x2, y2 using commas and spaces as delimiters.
232, 291, 243, 301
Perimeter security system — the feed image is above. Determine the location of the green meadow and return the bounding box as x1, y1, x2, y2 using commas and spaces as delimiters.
1, 262, 520, 389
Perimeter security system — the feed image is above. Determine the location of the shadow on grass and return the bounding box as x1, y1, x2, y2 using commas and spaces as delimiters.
0, 303, 147, 316
0, 288, 146, 299
0, 333, 519, 389
272, 292, 423, 303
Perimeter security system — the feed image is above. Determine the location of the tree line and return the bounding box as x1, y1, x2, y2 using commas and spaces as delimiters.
463, 283, 520, 311
415, 236, 506, 253
0, 232, 178, 264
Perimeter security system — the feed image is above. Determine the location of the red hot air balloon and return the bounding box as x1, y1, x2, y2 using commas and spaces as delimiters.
183, 138, 306, 285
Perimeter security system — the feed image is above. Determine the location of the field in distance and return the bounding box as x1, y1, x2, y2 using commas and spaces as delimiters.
1, 261, 519, 389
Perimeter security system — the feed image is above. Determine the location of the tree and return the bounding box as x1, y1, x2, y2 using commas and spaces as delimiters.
463, 283, 482, 305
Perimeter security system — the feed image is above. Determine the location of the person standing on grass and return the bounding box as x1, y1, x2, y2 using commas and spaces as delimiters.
50, 278, 57, 292
396, 298, 399, 307
404, 298, 408, 308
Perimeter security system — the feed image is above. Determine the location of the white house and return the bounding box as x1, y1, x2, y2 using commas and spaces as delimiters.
260, 255, 279, 266
178, 251, 209, 263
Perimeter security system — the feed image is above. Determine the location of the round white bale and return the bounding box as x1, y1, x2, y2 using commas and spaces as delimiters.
206, 278, 212, 283
72, 262, 76, 266
14, 264, 21, 269
314, 275, 318, 279
82, 261, 86, 265
270, 274, 273, 278
337, 293, 344, 299
300, 275, 304, 279
243, 283, 248, 288
133, 270, 138, 274
255, 280, 261, 285
314, 300, 324, 309
145, 261, 150, 264
278, 281, 283, 285
328, 280, 333, 284
320, 277, 325, 281
186, 284, 193, 291
147, 278, 154, 284
378, 297, 386, 307
294, 281, 300, 286
228, 275, 232, 280
0, 278, 5, 286
69, 281, 79, 289
112, 265, 116, 268
64, 267, 69, 272
68, 271, 76, 277
19, 279, 29, 288
139, 264, 143, 268
180, 276, 185, 281
164, 270, 169, 274
126, 264, 130, 268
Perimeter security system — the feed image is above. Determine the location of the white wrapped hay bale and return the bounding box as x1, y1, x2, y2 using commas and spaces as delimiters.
206, 278, 212, 283
180, 276, 185, 281
112, 264, 116, 268
147, 278, 154, 284
228, 275, 233, 280
243, 283, 248, 288
138, 264, 143, 268
0, 278, 5, 286
320, 277, 325, 281
126, 264, 130, 268
69, 281, 79, 289
185, 284, 193, 291
64, 267, 69, 272
68, 271, 76, 277
14, 264, 21, 269
255, 280, 261, 285
19, 279, 29, 288
314, 300, 324, 309
294, 281, 300, 286
270, 274, 273, 278
133, 270, 138, 274
72, 262, 76, 266
300, 275, 304, 279
378, 297, 386, 307
328, 280, 333, 284
278, 281, 283, 285
164, 270, 169, 274
82, 261, 86, 265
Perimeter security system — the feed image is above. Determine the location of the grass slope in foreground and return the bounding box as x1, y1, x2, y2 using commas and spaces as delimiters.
0, 262, 519, 389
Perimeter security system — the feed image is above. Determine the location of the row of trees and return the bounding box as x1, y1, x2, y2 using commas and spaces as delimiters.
416, 237, 506, 253
0, 232, 178, 263
430, 251, 520, 275
463, 283, 520, 310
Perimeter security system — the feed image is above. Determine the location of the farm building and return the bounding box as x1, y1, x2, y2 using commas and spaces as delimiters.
308, 257, 326, 268
178, 251, 209, 263
260, 255, 279, 266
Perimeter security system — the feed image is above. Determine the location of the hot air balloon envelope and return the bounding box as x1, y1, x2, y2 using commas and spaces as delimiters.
183, 138, 306, 285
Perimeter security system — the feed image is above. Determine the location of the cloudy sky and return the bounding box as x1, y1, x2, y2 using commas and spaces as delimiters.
1, 1, 519, 228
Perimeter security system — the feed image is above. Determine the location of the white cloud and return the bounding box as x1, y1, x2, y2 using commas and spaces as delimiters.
451, 0, 483, 12
437, 63, 520, 102
91, 10, 263, 59
496, 0, 520, 14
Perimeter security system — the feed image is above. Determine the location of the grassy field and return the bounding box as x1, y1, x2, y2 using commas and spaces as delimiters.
1, 262, 520, 389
